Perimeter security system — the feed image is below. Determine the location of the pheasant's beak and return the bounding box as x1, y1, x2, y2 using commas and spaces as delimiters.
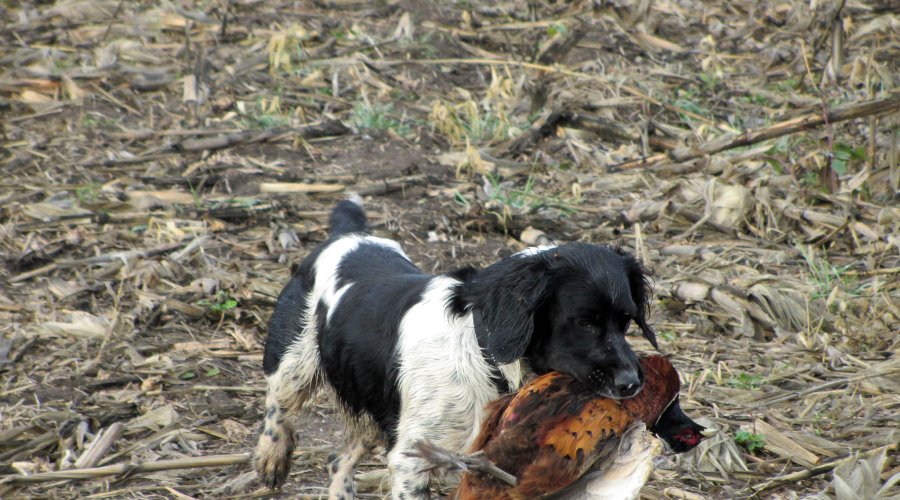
701, 428, 718, 438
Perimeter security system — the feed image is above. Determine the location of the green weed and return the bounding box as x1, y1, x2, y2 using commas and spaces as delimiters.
198, 291, 239, 314
798, 246, 857, 300
672, 87, 709, 124
243, 112, 289, 130
800, 170, 820, 188
352, 102, 409, 134
238, 96, 289, 129
546, 23, 568, 37
735, 430, 765, 454
453, 191, 471, 211
699, 72, 719, 91
725, 372, 764, 389
485, 171, 575, 216
830, 142, 866, 176
75, 182, 102, 204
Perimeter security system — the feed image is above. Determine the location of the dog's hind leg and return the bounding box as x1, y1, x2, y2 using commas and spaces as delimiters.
327, 439, 372, 499
254, 329, 322, 489
254, 381, 297, 489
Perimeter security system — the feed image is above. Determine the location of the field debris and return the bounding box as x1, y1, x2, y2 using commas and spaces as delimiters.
1, 0, 898, 498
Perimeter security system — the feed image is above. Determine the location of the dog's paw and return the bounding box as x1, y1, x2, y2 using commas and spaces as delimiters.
254, 423, 295, 489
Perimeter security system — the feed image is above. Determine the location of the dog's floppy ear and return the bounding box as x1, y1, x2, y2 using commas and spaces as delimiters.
623, 252, 658, 350
466, 254, 556, 364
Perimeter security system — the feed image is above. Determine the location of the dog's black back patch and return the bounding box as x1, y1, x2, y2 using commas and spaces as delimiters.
318, 242, 429, 446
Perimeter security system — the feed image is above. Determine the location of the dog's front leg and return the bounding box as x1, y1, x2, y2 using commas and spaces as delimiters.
388, 443, 431, 499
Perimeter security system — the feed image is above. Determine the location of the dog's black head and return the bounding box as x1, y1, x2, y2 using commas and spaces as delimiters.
464, 243, 656, 400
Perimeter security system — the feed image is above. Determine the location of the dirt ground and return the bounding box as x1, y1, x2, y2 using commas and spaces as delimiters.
1, 0, 898, 499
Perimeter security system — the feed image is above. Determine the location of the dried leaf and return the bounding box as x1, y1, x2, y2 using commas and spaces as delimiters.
126, 405, 179, 431
41, 312, 108, 339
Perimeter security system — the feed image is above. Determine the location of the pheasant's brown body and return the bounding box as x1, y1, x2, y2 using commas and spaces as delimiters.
455, 355, 700, 499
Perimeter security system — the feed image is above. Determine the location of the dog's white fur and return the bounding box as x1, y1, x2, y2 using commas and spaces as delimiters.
389, 276, 524, 494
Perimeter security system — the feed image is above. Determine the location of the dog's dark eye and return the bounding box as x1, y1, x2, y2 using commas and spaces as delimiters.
576, 318, 592, 328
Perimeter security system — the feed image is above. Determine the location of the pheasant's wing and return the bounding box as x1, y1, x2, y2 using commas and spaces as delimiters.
470, 392, 516, 451
511, 398, 632, 498
479, 376, 634, 499
539, 398, 631, 463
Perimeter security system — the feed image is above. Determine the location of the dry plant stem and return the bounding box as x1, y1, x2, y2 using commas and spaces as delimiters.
353, 173, 430, 196
1, 446, 332, 485
9, 239, 194, 283
259, 182, 346, 194
499, 109, 681, 158
759, 360, 900, 405
753, 443, 897, 493
78, 120, 350, 167
371, 57, 732, 132
0, 453, 251, 484
615, 93, 900, 171
0, 433, 55, 463
191, 384, 265, 393
74, 423, 124, 469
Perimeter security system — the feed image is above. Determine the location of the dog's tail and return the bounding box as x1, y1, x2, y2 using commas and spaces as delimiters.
329, 193, 367, 238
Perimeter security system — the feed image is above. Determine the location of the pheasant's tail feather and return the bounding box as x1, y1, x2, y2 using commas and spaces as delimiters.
409, 440, 469, 473
411, 441, 518, 486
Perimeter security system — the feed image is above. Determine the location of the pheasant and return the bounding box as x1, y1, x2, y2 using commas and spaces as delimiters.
415, 355, 704, 499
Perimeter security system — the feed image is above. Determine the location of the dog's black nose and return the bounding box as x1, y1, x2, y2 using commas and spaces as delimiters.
613, 367, 643, 398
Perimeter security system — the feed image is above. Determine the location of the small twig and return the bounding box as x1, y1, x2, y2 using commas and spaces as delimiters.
99, 0, 126, 45
499, 108, 571, 157
218, 2, 229, 39
259, 182, 345, 194
191, 385, 265, 393
89, 81, 140, 115
614, 93, 900, 170
333, 174, 432, 197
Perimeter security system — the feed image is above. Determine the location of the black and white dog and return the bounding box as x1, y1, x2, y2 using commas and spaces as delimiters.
254, 199, 658, 499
